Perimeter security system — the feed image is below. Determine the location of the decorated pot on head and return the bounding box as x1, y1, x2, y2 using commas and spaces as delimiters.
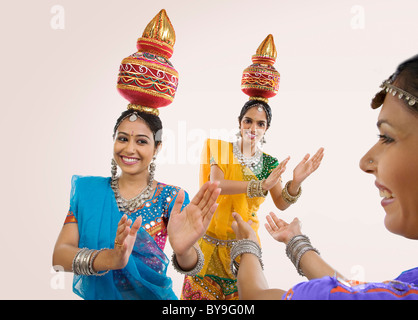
241, 34, 280, 103
117, 9, 178, 116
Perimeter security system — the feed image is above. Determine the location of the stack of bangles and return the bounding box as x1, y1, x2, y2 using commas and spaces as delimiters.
171, 245, 205, 276
286, 235, 320, 276
282, 180, 302, 204
230, 239, 264, 278
72, 248, 110, 276
247, 179, 268, 198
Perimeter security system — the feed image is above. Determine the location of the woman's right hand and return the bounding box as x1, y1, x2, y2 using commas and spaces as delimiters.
231, 212, 259, 243
262, 157, 290, 191
264, 212, 302, 245
110, 214, 142, 270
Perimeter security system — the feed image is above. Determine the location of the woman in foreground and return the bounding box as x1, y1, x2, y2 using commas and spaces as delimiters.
231, 54, 418, 300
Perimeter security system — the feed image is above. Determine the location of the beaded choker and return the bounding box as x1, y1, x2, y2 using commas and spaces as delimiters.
232, 140, 263, 171
111, 177, 154, 214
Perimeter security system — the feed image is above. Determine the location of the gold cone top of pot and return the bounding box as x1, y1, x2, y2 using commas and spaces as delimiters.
252, 34, 277, 65
141, 9, 176, 48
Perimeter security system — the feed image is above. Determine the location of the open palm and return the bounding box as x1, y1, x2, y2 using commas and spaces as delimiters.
264, 212, 302, 245
112, 214, 142, 269
293, 147, 324, 185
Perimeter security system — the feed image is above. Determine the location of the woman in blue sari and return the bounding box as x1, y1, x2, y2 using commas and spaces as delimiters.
52, 108, 221, 300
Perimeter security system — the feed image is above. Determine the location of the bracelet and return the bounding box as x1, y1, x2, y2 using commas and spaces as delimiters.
171, 245, 204, 276
247, 179, 268, 198
285, 235, 319, 276
72, 248, 110, 276
281, 180, 302, 204
230, 239, 264, 278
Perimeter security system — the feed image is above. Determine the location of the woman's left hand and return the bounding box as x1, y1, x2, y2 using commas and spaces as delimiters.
167, 181, 221, 255
292, 147, 324, 186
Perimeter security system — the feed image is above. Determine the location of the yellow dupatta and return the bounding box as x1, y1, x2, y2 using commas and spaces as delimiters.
198, 139, 267, 277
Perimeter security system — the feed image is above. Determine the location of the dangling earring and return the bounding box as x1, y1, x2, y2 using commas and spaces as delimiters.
260, 136, 266, 148
111, 158, 118, 181
149, 155, 157, 182
236, 129, 242, 140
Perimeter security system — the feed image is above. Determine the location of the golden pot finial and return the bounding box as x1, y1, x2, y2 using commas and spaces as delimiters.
142, 9, 176, 47
255, 34, 277, 59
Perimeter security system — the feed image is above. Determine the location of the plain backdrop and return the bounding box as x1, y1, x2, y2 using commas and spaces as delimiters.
1, 0, 417, 299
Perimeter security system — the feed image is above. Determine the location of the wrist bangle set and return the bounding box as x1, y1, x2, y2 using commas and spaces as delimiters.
230, 239, 264, 278
286, 235, 319, 277
171, 245, 204, 276
72, 248, 110, 276
282, 180, 302, 204
228, 235, 319, 279
247, 179, 268, 198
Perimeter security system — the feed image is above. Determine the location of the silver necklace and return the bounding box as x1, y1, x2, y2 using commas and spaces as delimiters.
110, 176, 154, 214
232, 140, 262, 170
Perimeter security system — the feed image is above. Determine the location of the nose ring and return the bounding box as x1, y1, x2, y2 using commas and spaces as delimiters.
369, 160, 373, 164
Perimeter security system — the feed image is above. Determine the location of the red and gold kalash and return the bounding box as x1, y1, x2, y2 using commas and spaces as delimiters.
241, 34, 280, 103
117, 9, 178, 115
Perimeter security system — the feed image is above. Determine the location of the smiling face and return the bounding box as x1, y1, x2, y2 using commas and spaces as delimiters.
359, 94, 418, 239
113, 117, 157, 177
239, 106, 268, 146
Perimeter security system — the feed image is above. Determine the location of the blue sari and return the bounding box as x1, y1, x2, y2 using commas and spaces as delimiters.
67, 175, 189, 300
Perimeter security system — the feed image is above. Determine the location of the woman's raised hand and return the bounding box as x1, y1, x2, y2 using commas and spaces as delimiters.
262, 157, 290, 191
265, 212, 302, 245
111, 214, 142, 269
167, 181, 221, 255
292, 147, 324, 186
231, 212, 259, 243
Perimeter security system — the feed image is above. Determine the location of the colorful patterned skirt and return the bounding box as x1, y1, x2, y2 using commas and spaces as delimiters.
181, 235, 239, 300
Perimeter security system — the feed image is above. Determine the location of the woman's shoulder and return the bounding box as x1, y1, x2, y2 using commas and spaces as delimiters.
204, 139, 233, 164
205, 138, 232, 148
155, 182, 187, 196
154, 182, 190, 207
285, 274, 418, 300
262, 152, 279, 163
71, 175, 111, 191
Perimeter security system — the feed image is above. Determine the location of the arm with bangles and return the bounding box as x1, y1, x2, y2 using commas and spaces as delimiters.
264, 212, 345, 281
52, 214, 202, 276
211, 147, 324, 211
52, 214, 143, 274
52, 181, 221, 275
210, 159, 290, 211
230, 212, 345, 300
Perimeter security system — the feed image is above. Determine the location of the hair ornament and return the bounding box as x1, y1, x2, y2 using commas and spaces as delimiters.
372, 78, 418, 109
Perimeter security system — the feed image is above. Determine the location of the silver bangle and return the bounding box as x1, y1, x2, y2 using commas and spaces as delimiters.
72, 248, 110, 276
285, 235, 319, 277
230, 239, 263, 278
89, 248, 110, 276
171, 245, 204, 276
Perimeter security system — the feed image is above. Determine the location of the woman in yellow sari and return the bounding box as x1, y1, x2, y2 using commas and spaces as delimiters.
181, 99, 324, 300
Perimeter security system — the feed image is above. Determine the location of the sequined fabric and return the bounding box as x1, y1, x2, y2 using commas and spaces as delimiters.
66, 175, 189, 300
181, 139, 278, 300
